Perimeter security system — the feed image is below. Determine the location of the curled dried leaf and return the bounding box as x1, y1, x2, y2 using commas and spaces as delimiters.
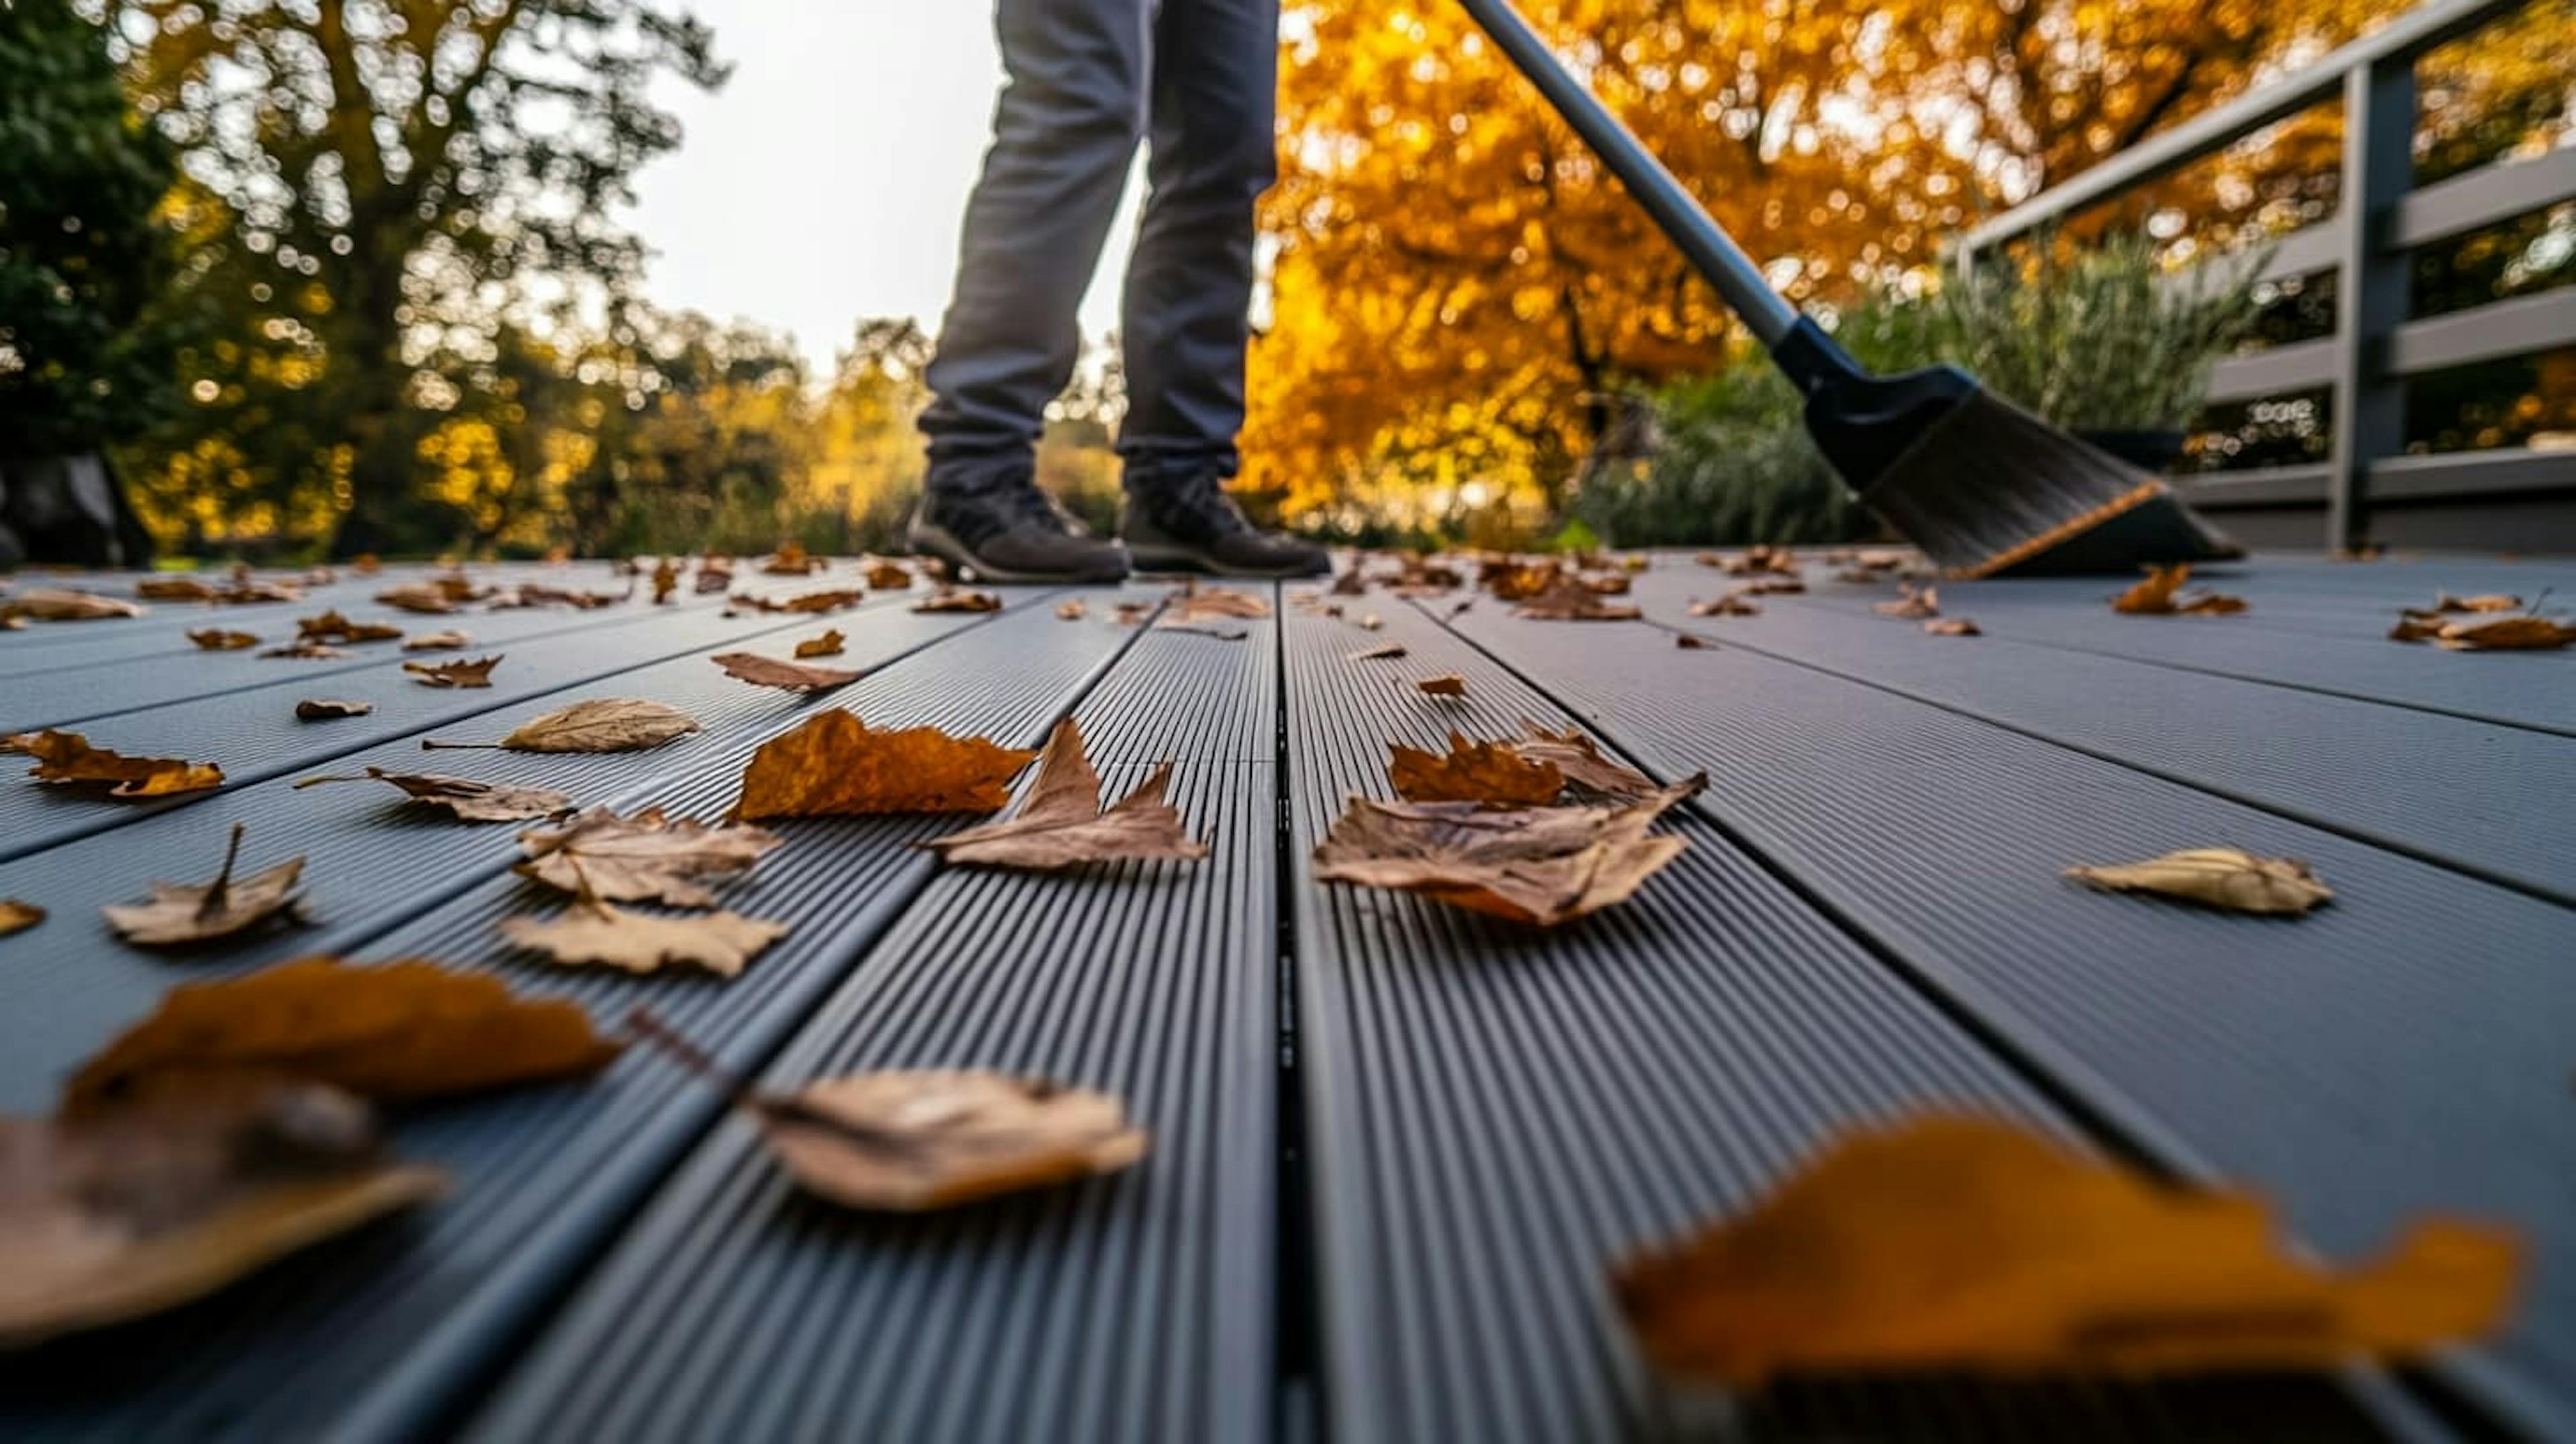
1054, 599, 1088, 621
1514, 576, 1644, 621
712, 652, 863, 692
0, 1081, 446, 1347
1166, 582, 1273, 621
2067, 846, 2332, 915
1355, 613, 1385, 631
261, 639, 347, 660
760, 542, 821, 576
294, 699, 374, 721
425, 698, 700, 754
1613, 1115, 2520, 1386
187, 629, 260, 652
517, 807, 784, 907
400, 629, 471, 652
794, 629, 846, 658
102, 824, 309, 947
913, 587, 1004, 614
1388, 733, 1564, 807
651, 558, 680, 604
64, 956, 620, 1112
2, 729, 225, 798
918, 719, 1208, 871
2112, 565, 2246, 617
4, 588, 146, 622
1923, 618, 1982, 637
1348, 643, 1407, 661
1675, 633, 1709, 650
2432, 592, 2522, 613
1874, 582, 1941, 619
373, 584, 458, 615
2434, 615, 2576, 652
501, 897, 787, 978
1510, 723, 1659, 801
735, 709, 1036, 819
1688, 592, 1759, 618
865, 559, 914, 589
1413, 674, 1467, 697
294, 767, 572, 822
0, 899, 44, 937
1740, 578, 1805, 596
138, 576, 219, 601
735, 586, 865, 615
404, 655, 500, 688
1311, 778, 1703, 926
297, 610, 402, 644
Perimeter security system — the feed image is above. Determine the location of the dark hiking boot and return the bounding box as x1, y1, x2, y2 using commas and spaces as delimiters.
1120, 473, 1330, 577
908, 476, 1130, 584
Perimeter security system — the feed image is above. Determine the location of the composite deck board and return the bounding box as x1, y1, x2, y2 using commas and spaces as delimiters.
0, 585, 1144, 1441
470, 603, 1279, 1443
1614, 570, 2576, 902
1748, 563, 2575, 736
1442, 597, 2576, 1436
1277, 598, 2414, 1443
0, 588, 917, 862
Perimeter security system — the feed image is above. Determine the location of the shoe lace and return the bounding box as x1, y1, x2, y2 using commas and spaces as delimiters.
1155, 473, 1252, 535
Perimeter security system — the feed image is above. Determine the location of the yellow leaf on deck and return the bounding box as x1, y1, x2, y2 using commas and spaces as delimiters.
1613, 1115, 2520, 1386
2067, 847, 2332, 915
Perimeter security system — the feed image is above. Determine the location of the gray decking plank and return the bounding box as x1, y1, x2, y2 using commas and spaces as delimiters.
0, 586, 1146, 1443
1444, 596, 2576, 1437
1618, 570, 2576, 903
1279, 597, 2416, 1443
467, 597, 1277, 1441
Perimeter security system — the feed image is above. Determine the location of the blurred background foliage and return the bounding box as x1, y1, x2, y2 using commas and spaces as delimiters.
1, 0, 2570, 558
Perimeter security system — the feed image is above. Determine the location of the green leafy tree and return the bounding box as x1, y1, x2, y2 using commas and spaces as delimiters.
103, 0, 726, 554
0, 0, 178, 455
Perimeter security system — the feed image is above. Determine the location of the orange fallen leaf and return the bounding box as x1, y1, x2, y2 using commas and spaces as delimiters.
1514, 576, 1643, 621
1924, 618, 1982, 637
294, 699, 373, 721
2435, 615, 2576, 652
2068, 847, 2332, 915
64, 956, 620, 1113
2430, 592, 2521, 613
187, 629, 260, 651
2, 729, 224, 798
1311, 778, 1703, 926
712, 652, 863, 692
1874, 582, 1941, 619
918, 719, 1208, 870
1414, 674, 1467, 697
734, 709, 1036, 819
627, 1011, 1146, 1213
761, 541, 821, 576
794, 629, 847, 660
1388, 733, 1565, 807
913, 587, 1003, 614
3, 588, 146, 622
294, 767, 573, 822
400, 629, 471, 652
404, 655, 500, 688
373, 583, 458, 615
865, 558, 914, 589
101, 823, 310, 947
735, 586, 865, 615
297, 610, 402, 645
651, 558, 680, 605
1055, 599, 1088, 621
1612, 1115, 2520, 1386
1, 898, 45, 937
1483, 558, 1562, 601
1689, 592, 1760, 617
2112, 565, 2246, 617
0, 1080, 444, 1347
137, 576, 219, 602
1165, 582, 1272, 622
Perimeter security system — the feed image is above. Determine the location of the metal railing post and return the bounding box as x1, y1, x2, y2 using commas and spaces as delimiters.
2328, 58, 2416, 550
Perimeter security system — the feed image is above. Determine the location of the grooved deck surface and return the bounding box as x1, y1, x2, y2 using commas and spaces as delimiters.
1, 553, 2567, 1443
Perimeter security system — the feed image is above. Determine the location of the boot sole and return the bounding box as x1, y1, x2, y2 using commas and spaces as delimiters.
908, 521, 1132, 585
1124, 540, 1331, 579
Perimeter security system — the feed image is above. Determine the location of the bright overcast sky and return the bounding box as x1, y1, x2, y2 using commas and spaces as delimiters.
629, 1, 1145, 374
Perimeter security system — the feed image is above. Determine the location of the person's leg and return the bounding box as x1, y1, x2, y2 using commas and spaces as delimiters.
1114, 0, 1327, 576
910, 0, 1147, 582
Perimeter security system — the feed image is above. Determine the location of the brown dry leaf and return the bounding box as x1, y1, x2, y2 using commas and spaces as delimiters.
2067, 847, 2332, 915
1483, 558, 1562, 601
1924, 618, 1982, 637
712, 651, 863, 692
1388, 733, 1565, 807
5, 588, 148, 623
501, 895, 787, 978
423, 698, 702, 753
1330, 566, 1369, 596
2, 729, 225, 798
1701, 546, 1796, 578
516, 807, 784, 907
404, 655, 500, 688
865, 559, 914, 589
1167, 582, 1273, 621
102, 824, 310, 947
1311, 778, 1703, 926
294, 767, 573, 822
373, 583, 458, 615
2434, 615, 2576, 652
1055, 599, 1088, 621
1741, 578, 1806, 596
261, 639, 347, 660
1413, 674, 1467, 697
2111, 565, 2247, 617
1676, 633, 1709, 650
1835, 567, 1885, 584
761, 541, 820, 576
651, 558, 680, 605
294, 699, 373, 721
735, 709, 1036, 820
918, 719, 1208, 871
794, 629, 846, 658
1348, 643, 1407, 661
1112, 600, 1153, 625
0, 1080, 446, 1347
2432, 592, 2522, 613
187, 629, 260, 652
1515, 576, 1643, 621
913, 587, 1003, 614
1612, 1114, 2520, 1386
1510, 724, 1660, 801
1874, 583, 1941, 619
1689, 592, 1760, 618
137, 577, 219, 602
64, 956, 621, 1112
401, 629, 471, 652
297, 610, 402, 645
736, 586, 866, 615
759, 1070, 1148, 1211
1, 899, 44, 937
352, 554, 382, 574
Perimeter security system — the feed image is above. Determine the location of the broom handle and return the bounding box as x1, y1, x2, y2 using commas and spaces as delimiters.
1452, 0, 1801, 350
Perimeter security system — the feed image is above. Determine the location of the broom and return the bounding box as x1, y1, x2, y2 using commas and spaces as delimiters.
1455, 0, 2242, 577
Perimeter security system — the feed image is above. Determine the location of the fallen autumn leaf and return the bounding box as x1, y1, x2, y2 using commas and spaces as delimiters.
712, 652, 863, 692
917, 718, 1208, 871
1311, 778, 1704, 926
102, 823, 310, 947
423, 698, 701, 754
516, 807, 784, 907
0, 899, 43, 937
294, 767, 573, 822
796, 629, 846, 658
294, 699, 374, 721
2, 729, 224, 798
2067, 846, 2332, 915
735, 709, 1036, 819
403, 655, 501, 688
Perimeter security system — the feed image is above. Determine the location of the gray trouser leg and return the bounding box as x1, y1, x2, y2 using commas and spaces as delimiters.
1118, 0, 1279, 493
920, 0, 1151, 490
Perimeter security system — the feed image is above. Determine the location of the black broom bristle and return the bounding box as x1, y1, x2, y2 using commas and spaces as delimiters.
1854, 391, 2242, 578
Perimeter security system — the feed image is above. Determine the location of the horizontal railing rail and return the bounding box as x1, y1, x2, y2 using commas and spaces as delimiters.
1957, 0, 2576, 550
